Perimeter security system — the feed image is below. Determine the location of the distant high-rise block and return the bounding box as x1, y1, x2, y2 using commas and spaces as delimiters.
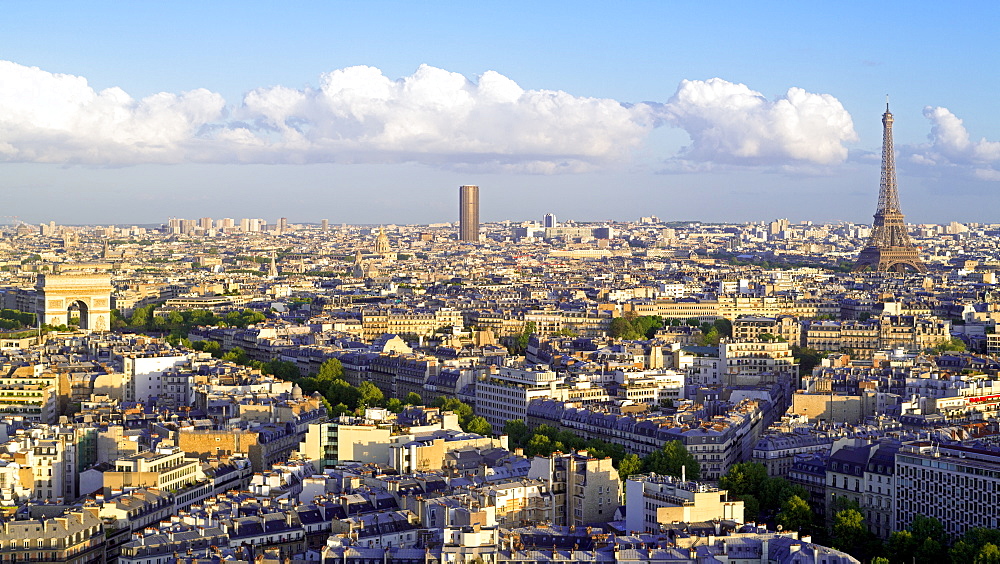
321, 219, 329, 231
459, 185, 480, 242
543, 213, 557, 228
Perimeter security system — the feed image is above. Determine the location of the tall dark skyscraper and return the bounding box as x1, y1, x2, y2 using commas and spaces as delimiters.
459, 185, 480, 242
853, 103, 927, 273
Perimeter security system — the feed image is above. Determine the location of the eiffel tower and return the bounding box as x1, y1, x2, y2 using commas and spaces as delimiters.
853, 103, 927, 273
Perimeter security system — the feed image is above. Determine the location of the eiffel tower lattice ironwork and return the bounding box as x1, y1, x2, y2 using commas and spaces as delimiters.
853, 103, 927, 273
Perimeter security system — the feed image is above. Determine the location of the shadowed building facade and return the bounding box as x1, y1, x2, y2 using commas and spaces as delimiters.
459, 184, 479, 242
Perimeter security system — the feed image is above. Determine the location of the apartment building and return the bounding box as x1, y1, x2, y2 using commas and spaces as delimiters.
895, 441, 1000, 537
527, 451, 621, 526
720, 340, 798, 387
103, 447, 201, 493
624, 473, 744, 533
732, 315, 801, 345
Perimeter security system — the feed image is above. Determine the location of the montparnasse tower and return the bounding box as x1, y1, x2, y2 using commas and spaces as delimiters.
852, 101, 927, 273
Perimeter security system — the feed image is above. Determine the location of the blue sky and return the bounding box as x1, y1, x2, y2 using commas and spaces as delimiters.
2, 1, 999, 225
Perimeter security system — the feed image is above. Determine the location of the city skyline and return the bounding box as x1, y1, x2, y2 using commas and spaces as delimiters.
2, 1, 1000, 225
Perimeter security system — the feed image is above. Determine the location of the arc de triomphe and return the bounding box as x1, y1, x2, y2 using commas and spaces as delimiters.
35, 274, 113, 332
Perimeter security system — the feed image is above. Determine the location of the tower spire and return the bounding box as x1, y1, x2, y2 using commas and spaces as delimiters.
853, 103, 927, 273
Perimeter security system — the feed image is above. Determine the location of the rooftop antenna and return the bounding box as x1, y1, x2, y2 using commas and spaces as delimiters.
886, 93, 890, 112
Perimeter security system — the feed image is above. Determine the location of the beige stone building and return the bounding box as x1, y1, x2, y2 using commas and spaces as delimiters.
103, 447, 201, 493
527, 451, 622, 526
624, 473, 744, 533
298, 422, 392, 469
732, 315, 801, 344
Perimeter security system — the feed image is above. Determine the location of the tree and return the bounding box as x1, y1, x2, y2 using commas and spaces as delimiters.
919, 538, 946, 563
129, 305, 151, 328
514, 321, 537, 352
166, 311, 184, 327
466, 416, 493, 436
759, 477, 806, 509
713, 318, 733, 339
888, 530, 917, 563
504, 419, 531, 446
431, 396, 474, 428
642, 440, 700, 480
526, 434, 552, 456
326, 379, 360, 411
357, 381, 384, 407
910, 514, 948, 561
316, 358, 344, 381
263, 360, 300, 381
911, 514, 946, 543
740, 493, 760, 523
872, 558, 890, 564
932, 337, 967, 354
831, 509, 867, 554
404, 392, 423, 406
699, 326, 721, 346
953, 541, 979, 564
221, 347, 248, 364
952, 530, 1000, 564
617, 453, 642, 479
633, 315, 663, 339
609, 317, 639, 340
719, 462, 768, 497
793, 345, 823, 375
777, 495, 812, 534
976, 544, 1000, 564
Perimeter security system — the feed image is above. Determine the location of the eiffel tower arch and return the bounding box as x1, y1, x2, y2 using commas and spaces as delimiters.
853, 104, 927, 273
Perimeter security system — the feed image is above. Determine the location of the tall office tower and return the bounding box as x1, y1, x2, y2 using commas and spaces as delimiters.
218, 218, 235, 230
278, 217, 288, 234
853, 103, 927, 273
321, 219, 329, 232
543, 213, 557, 228
199, 217, 213, 230
459, 185, 480, 242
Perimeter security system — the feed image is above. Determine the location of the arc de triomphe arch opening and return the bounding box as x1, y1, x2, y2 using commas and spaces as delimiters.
36, 274, 113, 332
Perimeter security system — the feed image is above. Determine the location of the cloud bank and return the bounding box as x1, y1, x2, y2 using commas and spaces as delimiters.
0, 61, 654, 171
909, 106, 1000, 180
0, 60, 875, 172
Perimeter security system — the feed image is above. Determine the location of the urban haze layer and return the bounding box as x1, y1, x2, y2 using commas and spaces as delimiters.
1, 163, 1000, 563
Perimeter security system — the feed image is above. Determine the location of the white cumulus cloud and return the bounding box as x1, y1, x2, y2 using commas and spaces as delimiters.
660, 78, 858, 166
913, 106, 1000, 174
0, 60, 654, 171
0, 60, 225, 164
0, 61, 872, 173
